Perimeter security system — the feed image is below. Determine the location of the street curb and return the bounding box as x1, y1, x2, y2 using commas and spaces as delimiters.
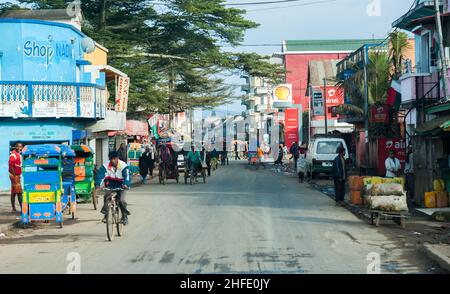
421, 244, 450, 273
0, 221, 20, 235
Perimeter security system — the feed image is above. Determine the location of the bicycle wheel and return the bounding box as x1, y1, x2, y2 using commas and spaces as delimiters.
116, 206, 124, 237
106, 205, 115, 241
190, 170, 193, 185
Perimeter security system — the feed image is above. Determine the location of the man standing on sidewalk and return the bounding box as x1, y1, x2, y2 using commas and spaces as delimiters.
9, 142, 23, 213
289, 141, 300, 166
332, 146, 346, 206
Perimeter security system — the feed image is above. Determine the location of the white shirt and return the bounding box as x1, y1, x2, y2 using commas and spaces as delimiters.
385, 157, 401, 178
404, 153, 413, 174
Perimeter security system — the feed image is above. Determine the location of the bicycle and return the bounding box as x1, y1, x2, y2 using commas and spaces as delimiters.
103, 188, 126, 242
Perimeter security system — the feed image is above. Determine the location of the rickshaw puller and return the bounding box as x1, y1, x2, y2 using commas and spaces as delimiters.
96, 151, 131, 225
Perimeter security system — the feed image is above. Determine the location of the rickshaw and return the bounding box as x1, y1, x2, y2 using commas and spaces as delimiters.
71, 145, 97, 210
21, 144, 68, 228
184, 158, 206, 185
158, 149, 179, 185
59, 144, 77, 220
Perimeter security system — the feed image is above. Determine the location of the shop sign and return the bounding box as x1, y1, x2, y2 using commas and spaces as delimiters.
23, 40, 73, 64
0, 101, 29, 117
115, 77, 130, 112
284, 108, 299, 148
313, 90, 324, 116
33, 100, 76, 117
370, 105, 389, 123
272, 84, 293, 108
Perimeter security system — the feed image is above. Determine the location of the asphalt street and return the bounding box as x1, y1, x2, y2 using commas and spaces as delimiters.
0, 162, 438, 274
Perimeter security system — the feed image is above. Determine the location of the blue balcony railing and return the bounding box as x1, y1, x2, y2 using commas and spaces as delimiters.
0, 81, 106, 119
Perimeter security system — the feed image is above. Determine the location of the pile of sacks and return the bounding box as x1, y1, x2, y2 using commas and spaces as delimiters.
363, 177, 408, 212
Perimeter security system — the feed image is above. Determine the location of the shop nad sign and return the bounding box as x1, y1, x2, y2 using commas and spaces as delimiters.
23, 39, 73, 64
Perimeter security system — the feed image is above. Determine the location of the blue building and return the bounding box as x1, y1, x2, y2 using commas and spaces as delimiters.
0, 12, 116, 191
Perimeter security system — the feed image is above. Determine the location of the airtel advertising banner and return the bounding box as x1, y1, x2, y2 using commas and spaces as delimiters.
377, 138, 406, 176
312, 86, 344, 119
370, 105, 389, 123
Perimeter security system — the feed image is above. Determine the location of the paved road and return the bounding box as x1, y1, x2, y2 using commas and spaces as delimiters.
0, 162, 437, 274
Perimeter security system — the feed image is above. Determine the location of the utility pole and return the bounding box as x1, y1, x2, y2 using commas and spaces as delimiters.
434, 0, 450, 102
363, 45, 370, 169
323, 78, 328, 134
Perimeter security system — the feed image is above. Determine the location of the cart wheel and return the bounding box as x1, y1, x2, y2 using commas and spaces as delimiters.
375, 215, 380, 227
176, 175, 179, 184
184, 174, 187, 184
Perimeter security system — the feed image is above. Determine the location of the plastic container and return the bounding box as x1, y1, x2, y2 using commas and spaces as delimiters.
349, 176, 364, 191
351, 190, 363, 205
436, 192, 449, 208
433, 179, 445, 192
424, 192, 437, 208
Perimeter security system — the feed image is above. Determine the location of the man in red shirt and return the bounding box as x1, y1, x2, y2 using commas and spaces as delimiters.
9, 142, 23, 213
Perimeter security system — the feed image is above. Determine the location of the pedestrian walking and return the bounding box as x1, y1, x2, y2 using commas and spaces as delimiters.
117, 142, 128, 163
139, 146, 153, 184
289, 141, 300, 166
234, 142, 240, 160
257, 146, 264, 169
9, 142, 23, 213
404, 145, 414, 199
274, 144, 284, 165
332, 146, 347, 206
385, 150, 401, 178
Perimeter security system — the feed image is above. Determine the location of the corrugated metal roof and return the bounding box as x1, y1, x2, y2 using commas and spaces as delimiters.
284, 39, 385, 53
1, 9, 81, 21
307, 60, 339, 87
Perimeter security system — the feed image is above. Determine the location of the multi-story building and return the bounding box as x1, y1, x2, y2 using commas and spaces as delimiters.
393, 0, 450, 205
0, 10, 128, 190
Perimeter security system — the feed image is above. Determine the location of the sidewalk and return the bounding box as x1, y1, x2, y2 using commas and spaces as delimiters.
0, 175, 143, 236
309, 180, 450, 272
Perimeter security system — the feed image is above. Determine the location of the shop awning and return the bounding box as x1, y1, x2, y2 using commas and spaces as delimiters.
415, 114, 450, 135
89, 65, 128, 80
392, 1, 441, 31
108, 120, 148, 137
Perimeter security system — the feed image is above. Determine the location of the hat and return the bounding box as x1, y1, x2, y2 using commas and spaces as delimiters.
108, 151, 119, 160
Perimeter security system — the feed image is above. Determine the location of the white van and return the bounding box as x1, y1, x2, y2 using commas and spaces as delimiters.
305, 136, 349, 178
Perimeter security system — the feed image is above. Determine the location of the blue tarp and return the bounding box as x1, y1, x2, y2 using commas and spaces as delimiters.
22, 144, 75, 157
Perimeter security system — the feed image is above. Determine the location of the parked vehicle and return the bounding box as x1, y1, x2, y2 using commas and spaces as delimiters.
21, 144, 70, 228
71, 145, 97, 210
305, 136, 349, 179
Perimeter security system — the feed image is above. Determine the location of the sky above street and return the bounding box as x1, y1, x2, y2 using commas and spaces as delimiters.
0, 0, 416, 115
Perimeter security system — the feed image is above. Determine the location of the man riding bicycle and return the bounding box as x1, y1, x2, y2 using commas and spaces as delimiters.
96, 151, 131, 225
186, 145, 202, 176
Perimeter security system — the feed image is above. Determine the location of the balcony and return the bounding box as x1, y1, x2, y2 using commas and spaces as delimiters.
0, 81, 106, 119
400, 71, 441, 108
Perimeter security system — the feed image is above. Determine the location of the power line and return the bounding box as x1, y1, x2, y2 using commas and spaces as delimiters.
246, 0, 336, 12
226, 0, 304, 6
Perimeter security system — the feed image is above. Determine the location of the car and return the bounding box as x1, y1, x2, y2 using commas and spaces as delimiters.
305, 136, 349, 179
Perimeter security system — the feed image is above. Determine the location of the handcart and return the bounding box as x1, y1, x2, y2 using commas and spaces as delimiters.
370, 210, 409, 229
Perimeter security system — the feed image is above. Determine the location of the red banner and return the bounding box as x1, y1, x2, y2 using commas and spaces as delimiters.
284, 108, 299, 148
377, 138, 406, 176
371, 105, 389, 123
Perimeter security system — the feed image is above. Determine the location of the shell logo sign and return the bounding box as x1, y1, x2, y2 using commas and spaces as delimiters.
273, 84, 293, 105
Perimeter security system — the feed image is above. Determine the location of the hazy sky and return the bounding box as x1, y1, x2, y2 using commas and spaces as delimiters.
219, 0, 415, 114
0, 0, 416, 115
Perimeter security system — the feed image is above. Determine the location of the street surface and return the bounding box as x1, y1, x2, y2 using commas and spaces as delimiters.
0, 162, 440, 274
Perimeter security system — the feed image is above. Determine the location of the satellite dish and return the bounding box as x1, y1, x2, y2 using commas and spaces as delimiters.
81, 37, 96, 54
